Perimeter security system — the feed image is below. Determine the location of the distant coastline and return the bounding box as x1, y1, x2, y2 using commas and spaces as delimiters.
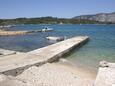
0, 17, 99, 25
0, 12, 115, 26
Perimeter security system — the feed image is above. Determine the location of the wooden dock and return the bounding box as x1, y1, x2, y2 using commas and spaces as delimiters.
0, 36, 89, 75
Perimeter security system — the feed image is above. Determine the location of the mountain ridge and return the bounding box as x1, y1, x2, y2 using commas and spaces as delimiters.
73, 12, 115, 23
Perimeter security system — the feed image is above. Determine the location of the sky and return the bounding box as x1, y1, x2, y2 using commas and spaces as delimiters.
0, 0, 115, 19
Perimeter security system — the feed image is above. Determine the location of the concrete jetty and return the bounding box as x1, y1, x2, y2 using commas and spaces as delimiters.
0, 31, 31, 36
0, 36, 115, 86
0, 36, 89, 75
0, 29, 53, 36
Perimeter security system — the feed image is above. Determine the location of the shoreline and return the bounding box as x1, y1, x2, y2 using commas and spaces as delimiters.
0, 48, 96, 80
0, 36, 94, 80
0, 36, 115, 85
0, 36, 89, 75
0, 63, 94, 86
58, 59, 97, 80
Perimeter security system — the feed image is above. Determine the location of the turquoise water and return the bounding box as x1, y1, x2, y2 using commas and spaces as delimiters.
0, 24, 115, 70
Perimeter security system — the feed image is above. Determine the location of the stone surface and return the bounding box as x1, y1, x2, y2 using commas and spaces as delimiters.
99, 60, 109, 67
0, 74, 33, 86
17, 63, 93, 86
0, 36, 89, 75
0, 49, 17, 57
94, 62, 115, 86
0, 63, 93, 86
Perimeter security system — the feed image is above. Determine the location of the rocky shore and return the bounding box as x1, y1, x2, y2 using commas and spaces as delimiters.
0, 63, 94, 86
0, 37, 115, 86
0, 61, 115, 86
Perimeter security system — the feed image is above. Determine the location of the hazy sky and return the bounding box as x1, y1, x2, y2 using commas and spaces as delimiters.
0, 0, 115, 19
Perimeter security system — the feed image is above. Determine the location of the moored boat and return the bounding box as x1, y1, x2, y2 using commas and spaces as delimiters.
46, 36, 65, 41
41, 27, 53, 32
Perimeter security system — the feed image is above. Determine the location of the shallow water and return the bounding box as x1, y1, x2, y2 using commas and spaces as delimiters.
0, 24, 115, 70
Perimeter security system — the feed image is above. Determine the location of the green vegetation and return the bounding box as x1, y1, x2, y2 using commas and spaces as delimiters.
0, 17, 102, 25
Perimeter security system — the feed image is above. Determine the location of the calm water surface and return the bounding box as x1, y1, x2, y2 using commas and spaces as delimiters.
0, 24, 115, 70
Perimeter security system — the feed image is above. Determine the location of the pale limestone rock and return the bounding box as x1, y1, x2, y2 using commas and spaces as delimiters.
0, 74, 32, 86
17, 63, 93, 86
99, 60, 108, 67
0, 63, 93, 86
0, 75, 8, 82
94, 62, 115, 86
59, 58, 69, 62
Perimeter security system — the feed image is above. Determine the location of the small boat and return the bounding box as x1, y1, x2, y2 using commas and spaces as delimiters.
46, 36, 65, 41
41, 27, 53, 32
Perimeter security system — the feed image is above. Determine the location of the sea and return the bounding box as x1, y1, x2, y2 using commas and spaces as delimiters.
0, 24, 115, 71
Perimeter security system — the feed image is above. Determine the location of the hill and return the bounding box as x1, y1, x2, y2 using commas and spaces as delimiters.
73, 12, 115, 23
0, 17, 98, 25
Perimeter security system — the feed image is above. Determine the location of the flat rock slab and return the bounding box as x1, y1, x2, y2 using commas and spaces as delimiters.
0, 49, 17, 57
0, 74, 31, 86
94, 62, 115, 86
0, 63, 93, 86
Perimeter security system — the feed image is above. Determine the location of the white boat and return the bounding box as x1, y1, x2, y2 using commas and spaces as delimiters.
46, 36, 65, 41
41, 27, 53, 32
